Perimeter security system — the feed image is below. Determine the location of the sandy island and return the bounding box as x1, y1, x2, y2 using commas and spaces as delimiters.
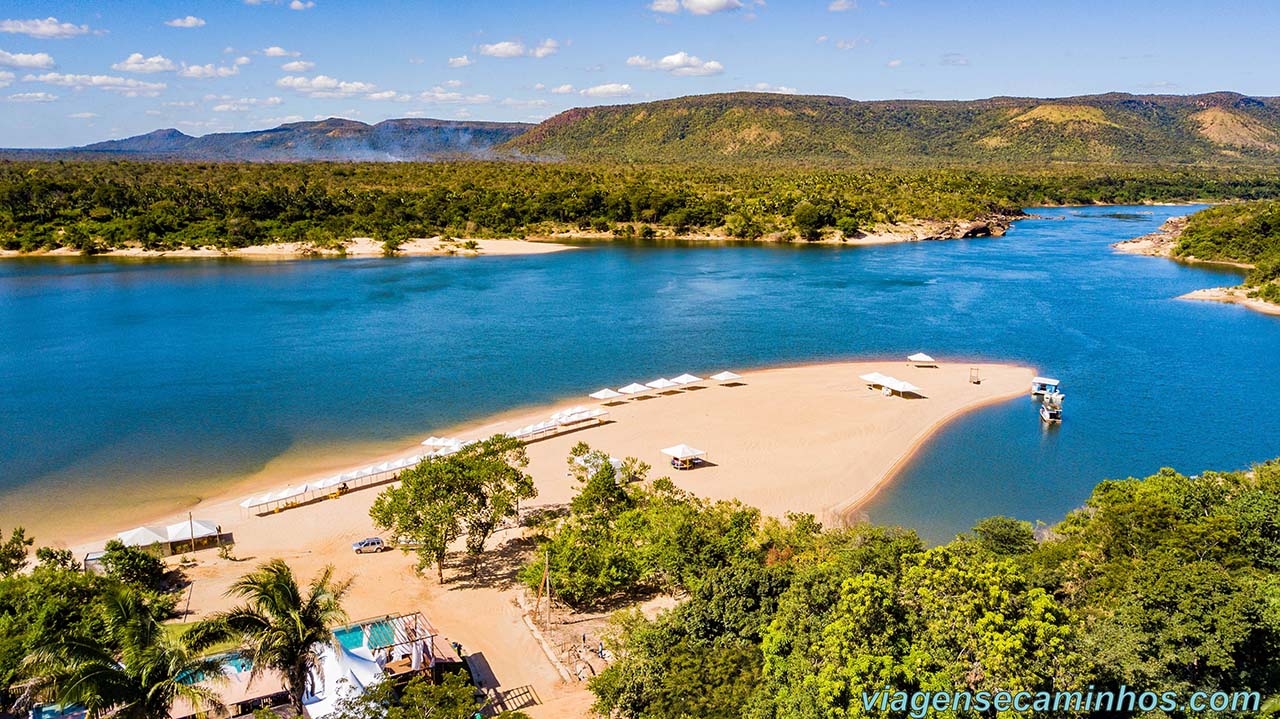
0, 236, 572, 260
46, 360, 1031, 718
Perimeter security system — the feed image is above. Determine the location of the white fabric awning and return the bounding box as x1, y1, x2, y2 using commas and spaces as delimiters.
861, 372, 921, 395
166, 519, 219, 542
646, 378, 678, 389
618, 382, 649, 394
670, 373, 703, 384
117, 526, 168, 547
661, 443, 706, 460
907, 352, 935, 363
589, 388, 622, 400
1032, 376, 1060, 386
710, 371, 742, 381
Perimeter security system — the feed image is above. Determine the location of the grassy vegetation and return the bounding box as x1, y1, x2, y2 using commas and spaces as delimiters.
6, 160, 1280, 253
1177, 200, 1280, 302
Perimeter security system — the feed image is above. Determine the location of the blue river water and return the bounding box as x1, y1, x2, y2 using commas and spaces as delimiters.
2, 205, 1277, 542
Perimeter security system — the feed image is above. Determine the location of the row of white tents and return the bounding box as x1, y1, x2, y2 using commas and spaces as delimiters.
239, 452, 432, 514
588, 371, 742, 400
118, 518, 221, 548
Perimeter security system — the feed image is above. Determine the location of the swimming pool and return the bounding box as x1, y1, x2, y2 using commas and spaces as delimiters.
334, 620, 395, 651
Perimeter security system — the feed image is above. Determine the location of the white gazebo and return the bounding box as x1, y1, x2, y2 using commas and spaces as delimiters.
670, 373, 703, 385
645, 378, 679, 390
618, 382, 650, 395
907, 352, 937, 367
710, 371, 742, 382
589, 388, 622, 400
661, 443, 707, 470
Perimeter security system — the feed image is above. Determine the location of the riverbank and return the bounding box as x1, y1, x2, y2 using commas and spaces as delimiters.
0, 236, 572, 260
1114, 215, 1280, 317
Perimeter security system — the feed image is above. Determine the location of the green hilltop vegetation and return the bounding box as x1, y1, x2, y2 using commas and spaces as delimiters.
506, 91, 1280, 165
6, 160, 1280, 253
373, 441, 1280, 719
1177, 200, 1280, 303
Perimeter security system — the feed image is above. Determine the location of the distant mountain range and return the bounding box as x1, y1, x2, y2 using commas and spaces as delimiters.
0, 117, 533, 162
6, 91, 1280, 164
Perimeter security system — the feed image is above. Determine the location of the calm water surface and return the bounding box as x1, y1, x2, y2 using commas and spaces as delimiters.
2, 205, 1277, 541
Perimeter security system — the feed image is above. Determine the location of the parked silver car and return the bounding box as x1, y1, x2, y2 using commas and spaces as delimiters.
351, 537, 386, 554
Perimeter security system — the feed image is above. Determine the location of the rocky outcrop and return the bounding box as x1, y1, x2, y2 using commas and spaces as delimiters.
1111, 215, 1187, 258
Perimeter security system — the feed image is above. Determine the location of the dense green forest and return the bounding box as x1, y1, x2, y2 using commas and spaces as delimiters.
517, 447, 1280, 719
5, 161, 1280, 253
1177, 200, 1280, 303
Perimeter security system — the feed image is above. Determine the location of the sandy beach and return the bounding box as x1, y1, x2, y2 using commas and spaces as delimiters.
43, 360, 1031, 718
0, 236, 572, 260
1179, 286, 1280, 316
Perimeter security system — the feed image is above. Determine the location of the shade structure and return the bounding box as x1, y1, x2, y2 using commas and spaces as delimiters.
117, 526, 168, 547
661, 443, 706, 460
645, 377, 678, 389
670, 373, 702, 384
239, 496, 262, 508
589, 388, 622, 400
1032, 376, 1060, 387
618, 382, 650, 395
710, 371, 742, 381
166, 518, 219, 542
861, 372, 920, 395
907, 352, 936, 364
278, 484, 309, 500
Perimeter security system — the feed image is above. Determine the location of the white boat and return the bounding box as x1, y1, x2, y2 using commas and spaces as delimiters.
1040, 404, 1063, 423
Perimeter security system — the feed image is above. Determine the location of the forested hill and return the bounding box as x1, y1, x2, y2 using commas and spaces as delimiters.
1177, 200, 1280, 302
0, 118, 533, 162
505, 91, 1280, 165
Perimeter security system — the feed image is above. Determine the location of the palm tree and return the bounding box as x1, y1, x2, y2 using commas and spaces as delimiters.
190, 560, 350, 713
14, 590, 227, 719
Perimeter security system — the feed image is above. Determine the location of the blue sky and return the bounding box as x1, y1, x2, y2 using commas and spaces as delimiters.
1, 0, 1277, 147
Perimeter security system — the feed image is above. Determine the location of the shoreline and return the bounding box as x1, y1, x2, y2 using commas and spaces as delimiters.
1178, 287, 1280, 316
0, 236, 573, 260
48, 359, 1034, 552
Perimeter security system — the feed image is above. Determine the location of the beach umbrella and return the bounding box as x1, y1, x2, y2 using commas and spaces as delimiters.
710, 371, 742, 382
670, 373, 702, 384
589, 388, 622, 400
907, 352, 935, 364
646, 378, 678, 389
661, 444, 706, 460
618, 382, 649, 395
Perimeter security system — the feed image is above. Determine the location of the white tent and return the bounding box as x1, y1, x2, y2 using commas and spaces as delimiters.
907, 352, 936, 366
239, 496, 262, 509
589, 388, 622, 400
618, 382, 650, 395
860, 371, 891, 385
166, 519, 220, 542
117, 526, 168, 547
710, 371, 742, 382
670, 373, 703, 384
278, 484, 309, 500
661, 443, 706, 460
646, 378, 678, 389
861, 372, 920, 396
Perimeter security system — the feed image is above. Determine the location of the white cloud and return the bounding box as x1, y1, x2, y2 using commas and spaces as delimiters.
816, 34, 828, 43
179, 62, 240, 78
580, 82, 631, 98
940, 52, 969, 66
25, 72, 166, 96
212, 96, 282, 111
68, 111, 97, 118
7, 91, 57, 102
165, 16, 206, 28
828, 0, 855, 10
626, 51, 724, 76
0, 17, 91, 39
366, 90, 410, 101
418, 85, 491, 104
530, 39, 558, 58
500, 97, 548, 107
145, 109, 162, 115
264, 114, 305, 124
442, 79, 463, 88
0, 70, 12, 88
656, 0, 742, 14
749, 82, 797, 94
163, 100, 196, 107
235, 56, 251, 66
477, 40, 525, 58
834, 38, 863, 50
112, 53, 177, 74
289, 0, 316, 9
447, 54, 473, 68
0, 49, 54, 69
549, 83, 574, 94
281, 60, 314, 72
886, 58, 902, 67
277, 74, 376, 97
263, 46, 300, 57
533, 82, 545, 90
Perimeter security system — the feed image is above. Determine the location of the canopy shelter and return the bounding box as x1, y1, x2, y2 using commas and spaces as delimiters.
661, 443, 707, 470
860, 372, 922, 397
618, 382, 650, 395
646, 377, 679, 390
166, 519, 219, 543
421, 436, 461, 447
710, 371, 742, 382
907, 352, 937, 367
117, 525, 168, 548
589, 388, 622, 400
670, 373, 703, 385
